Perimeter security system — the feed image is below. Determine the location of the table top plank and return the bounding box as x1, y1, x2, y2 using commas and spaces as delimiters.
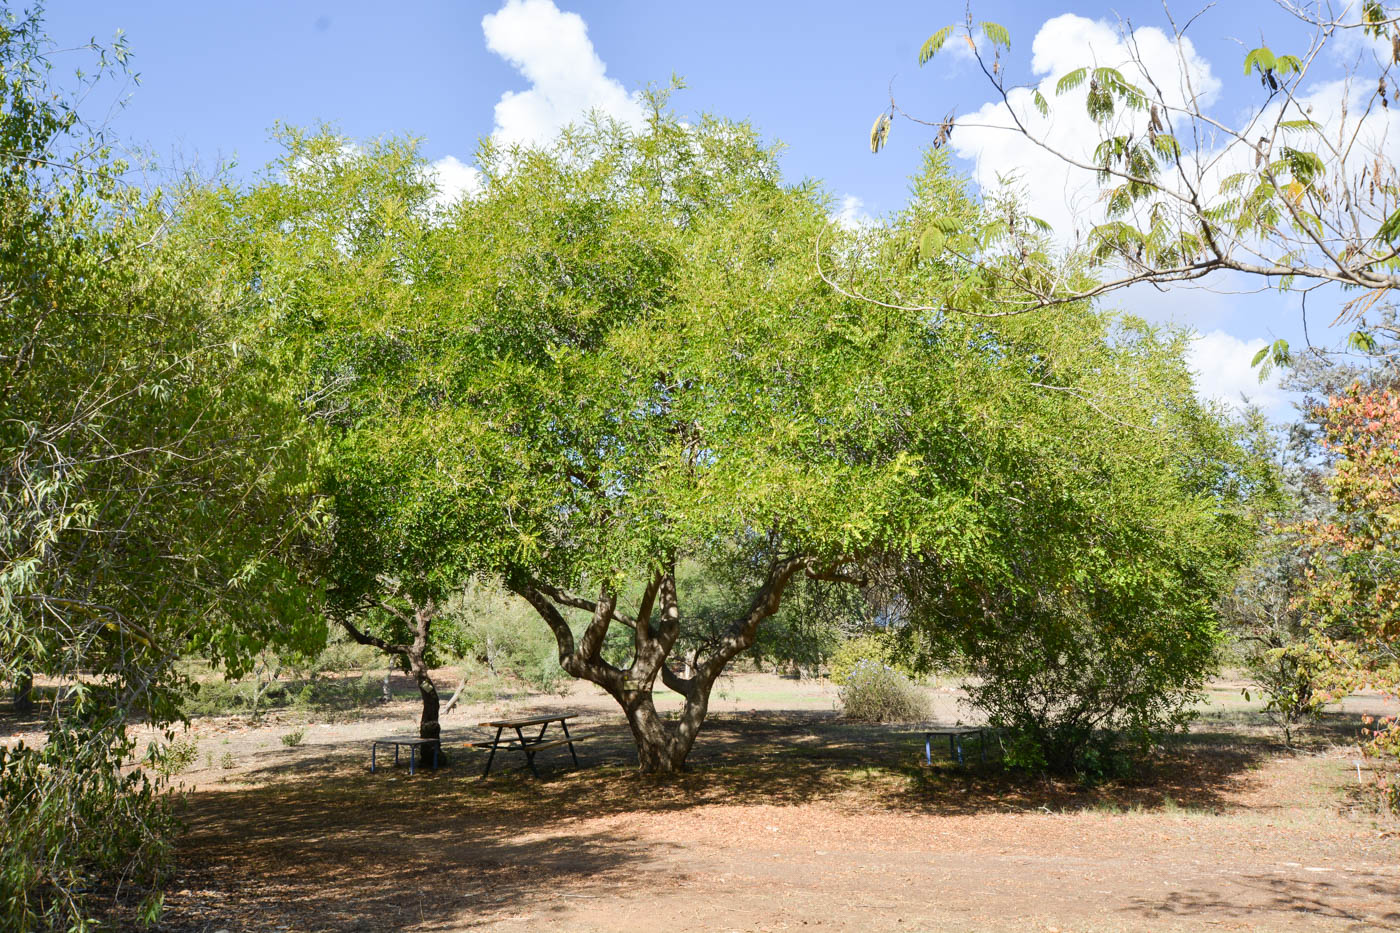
921, 725, 986, 735
479, 712, 578, 728
372, 735, 438, 745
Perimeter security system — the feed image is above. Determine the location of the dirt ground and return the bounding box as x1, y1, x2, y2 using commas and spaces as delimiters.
12, 673, 1400, 932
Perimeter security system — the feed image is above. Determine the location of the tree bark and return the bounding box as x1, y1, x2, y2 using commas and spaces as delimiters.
512, 556, 819, 774
405, 655, 442, 757
13, 671, 33, 716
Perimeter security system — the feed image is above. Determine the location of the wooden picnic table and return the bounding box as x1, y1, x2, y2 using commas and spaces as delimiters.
473, 712, 582, 778
922, 724, 994, 766
370, 735, 440, 775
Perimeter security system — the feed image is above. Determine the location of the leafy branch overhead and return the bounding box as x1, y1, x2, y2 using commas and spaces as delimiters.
866, 3, 1400, 362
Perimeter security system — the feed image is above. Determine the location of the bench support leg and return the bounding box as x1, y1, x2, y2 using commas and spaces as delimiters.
371, 744, 377, 774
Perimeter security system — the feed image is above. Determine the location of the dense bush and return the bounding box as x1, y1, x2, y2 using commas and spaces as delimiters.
827, 634, 921, 686
0, 720, 175, 929
953, 586, 1220, 776
839, 660, 931, 723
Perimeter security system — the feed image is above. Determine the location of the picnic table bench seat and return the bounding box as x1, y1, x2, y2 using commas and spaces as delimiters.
369, 735, 440, 775
920, 724, 998, 767
469, 735, 580, 753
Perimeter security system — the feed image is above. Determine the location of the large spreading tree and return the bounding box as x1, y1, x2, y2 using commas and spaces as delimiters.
219, 104, 1261, 773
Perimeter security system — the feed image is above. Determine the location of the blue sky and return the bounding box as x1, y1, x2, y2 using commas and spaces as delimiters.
41, 0, 1375, 417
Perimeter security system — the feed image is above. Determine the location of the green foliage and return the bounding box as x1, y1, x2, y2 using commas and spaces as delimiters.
828, 634, 917, 685
280, 729, 306, 748
0, 10, 320, 926
443, 578, 566, 693
151, 735, 199, 779
182, 671, 381, 719
979, 21, 1010, 49
1221, 445, 1330, 747
885, 265, 1267, 772
838, 660, 931, 723
1250, 338, 1292, 379
1, 724, 175, 931
918, 26, 955, 65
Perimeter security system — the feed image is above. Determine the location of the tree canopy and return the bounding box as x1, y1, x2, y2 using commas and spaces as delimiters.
875, 2, 1400, 366
209, 104, 1265, 773
0, 12, 320, 926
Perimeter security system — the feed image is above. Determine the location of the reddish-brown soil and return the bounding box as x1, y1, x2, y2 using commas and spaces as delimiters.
115, 673, 1400, 932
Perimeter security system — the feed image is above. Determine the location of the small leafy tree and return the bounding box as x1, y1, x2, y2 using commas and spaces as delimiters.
1225, 531, 1331, 745
902, 385, 1266, 774
1297, 382, 1400, 804
0, 10, 319, 926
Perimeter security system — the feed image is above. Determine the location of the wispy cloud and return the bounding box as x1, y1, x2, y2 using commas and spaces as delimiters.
835, 194, 874, 231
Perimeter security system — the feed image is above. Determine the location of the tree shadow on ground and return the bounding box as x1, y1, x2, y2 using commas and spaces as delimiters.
224, 707, 1297, 818
149, 707, 1319, 930
1123, 870, 1400, 931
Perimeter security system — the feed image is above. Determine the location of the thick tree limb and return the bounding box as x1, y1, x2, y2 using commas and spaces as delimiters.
339, 617, 407, 657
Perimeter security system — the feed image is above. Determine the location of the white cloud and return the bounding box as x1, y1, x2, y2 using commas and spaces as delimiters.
949, 14, 1220, 241
1187, 329, 1286, 414
481, 0, 646, 148
423, 155, 482, 212
835, 194, 874, 231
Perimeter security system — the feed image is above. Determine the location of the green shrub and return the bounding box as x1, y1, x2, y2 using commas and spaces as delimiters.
441, 580, 568, 693
959, 595, 1215, 777
280, 729, 305, 748
839, 660, 931, 723
151, 735, 199, 778
1, 725, 175, 930
183, 671, 381, 719
828, 635, 917, 685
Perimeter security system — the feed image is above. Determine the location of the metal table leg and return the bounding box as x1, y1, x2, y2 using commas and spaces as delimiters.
517, 726, 540, 778
561, 719, 580, 767
480, 726, 504, 778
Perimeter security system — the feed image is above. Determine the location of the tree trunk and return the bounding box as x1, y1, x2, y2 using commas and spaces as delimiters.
513, 556, 819, 776
407, 650, 443, 766
340, 593, 444, 767
13, 671, 33, 716
618, 687, 710, 774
